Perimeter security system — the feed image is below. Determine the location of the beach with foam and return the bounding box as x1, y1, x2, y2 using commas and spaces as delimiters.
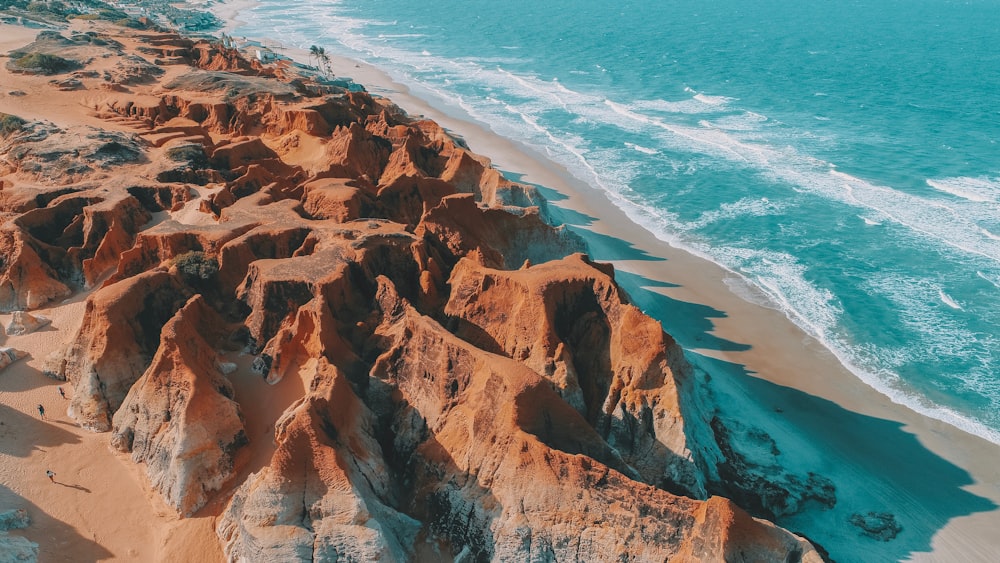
204, 0, 1000, 559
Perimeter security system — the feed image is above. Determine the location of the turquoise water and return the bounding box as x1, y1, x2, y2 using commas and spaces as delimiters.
232, 0, 1000, 444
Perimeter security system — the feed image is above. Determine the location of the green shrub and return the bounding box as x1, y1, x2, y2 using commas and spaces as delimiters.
0, 114, 26, 137
12, 52, 76, 74
174, 251, 219, 284
97, 7, 127, 20
114, 17, 146, 29
26, 1, 67, 16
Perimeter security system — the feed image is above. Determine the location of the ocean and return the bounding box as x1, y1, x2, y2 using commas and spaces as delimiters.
229, 0, 1000, 445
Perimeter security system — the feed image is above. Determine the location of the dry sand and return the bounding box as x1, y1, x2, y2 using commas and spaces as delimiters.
206, 5, 1000, 560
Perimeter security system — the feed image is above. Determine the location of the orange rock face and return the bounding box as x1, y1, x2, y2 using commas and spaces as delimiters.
111, 296, 247, 516
47, 270, 188, 431
445, 253, 720, 498
3, 22, 827, 560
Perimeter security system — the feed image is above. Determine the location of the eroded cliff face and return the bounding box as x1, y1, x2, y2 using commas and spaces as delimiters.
1, 22, 829, 561
110, 295, 247, 516
444, 254, 719, 500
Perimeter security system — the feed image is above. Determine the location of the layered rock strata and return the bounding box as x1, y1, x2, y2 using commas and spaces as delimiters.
0, 22, 830, 561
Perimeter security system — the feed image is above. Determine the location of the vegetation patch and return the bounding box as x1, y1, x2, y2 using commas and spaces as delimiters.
173, 251, 219, 285
0, 114, 27, 137
9, 52, 78, 75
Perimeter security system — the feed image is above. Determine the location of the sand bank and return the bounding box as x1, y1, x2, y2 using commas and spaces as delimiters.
205, 3, 1000, 560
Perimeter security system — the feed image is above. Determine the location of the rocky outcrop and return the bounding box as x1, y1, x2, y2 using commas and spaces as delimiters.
110, 296, 247, 516
0, 508, 36, 563
317, 122, 391, 181
0, 347, 27, 372
418, 194, 584, 269
6, 311, 50, 336
0, 509, 29, 531
0, 227, 72, 312
445, 254, 719, 498
46, 271, 188, 431
0, 122, 146, 184
218, 358, 418, 562
218, 278, 822, 562
0, 181, 150, 309
0, 532, 37, 563
850, 511, 902, 541
300, 178, 374, 222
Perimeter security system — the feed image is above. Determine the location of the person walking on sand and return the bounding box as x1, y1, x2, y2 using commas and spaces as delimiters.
36, 404, 45, 419
57, 386, 65, 399
46, 470, 55, 483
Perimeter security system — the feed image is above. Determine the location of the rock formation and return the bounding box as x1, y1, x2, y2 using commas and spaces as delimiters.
0, 508, 36, 563
111, 296, 247, 516
0, 347, 27, 373
6, 311, 51, 336
0, 21, 832, 561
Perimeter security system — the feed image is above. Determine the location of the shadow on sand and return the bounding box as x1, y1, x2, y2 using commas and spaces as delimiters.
54, 481, 91, 493
689, 350, 998, 561
0, 485, 112, 560
0, 403, 82, 458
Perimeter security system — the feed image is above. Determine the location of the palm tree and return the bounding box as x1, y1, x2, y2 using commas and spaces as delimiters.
308, 45, 333, 77
318, 48, 332, 77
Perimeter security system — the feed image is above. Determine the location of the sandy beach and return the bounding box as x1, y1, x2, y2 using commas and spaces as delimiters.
0, 2, 996, 560
207, 3, 1000, 560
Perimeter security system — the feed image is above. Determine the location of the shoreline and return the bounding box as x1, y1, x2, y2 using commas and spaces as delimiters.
206, 1, 1000, 559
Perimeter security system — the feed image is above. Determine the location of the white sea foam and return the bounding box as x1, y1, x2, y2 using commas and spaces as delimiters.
587, 153, 1000, 447
631, 98, 728, 115
625, 142, 658, 155
865, 275, 983, 361
693, 93, 734, 105
829, 170, 1000, 263
939, 290, 963, 310
981, 227, 1000, 241
927, 176, 1000, 203
722, 275, 782, 311
684, 86, 736, 106
683, 197, 786, 230
710, 113, 768, 132
569, 90, 1000, 265
978, 271, 1000, 289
